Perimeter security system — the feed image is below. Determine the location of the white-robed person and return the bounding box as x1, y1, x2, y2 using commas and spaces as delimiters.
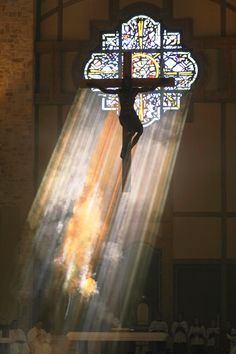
27, 321, 52, 354
206, 320, 219, 354
149, 313, 169, 354
9, 320, 29, 354
171, 313, 188, 354
227, 328, 236, 354
189, 317, 206, 354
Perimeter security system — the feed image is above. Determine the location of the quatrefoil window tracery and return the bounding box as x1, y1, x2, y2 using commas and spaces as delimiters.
84, 15, 198, 127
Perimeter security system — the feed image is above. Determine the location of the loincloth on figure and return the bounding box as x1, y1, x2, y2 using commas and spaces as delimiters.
119, 110, 143, 135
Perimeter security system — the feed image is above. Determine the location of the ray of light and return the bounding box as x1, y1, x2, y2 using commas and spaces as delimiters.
79, 94, 191, 330
17, 89, 191, 333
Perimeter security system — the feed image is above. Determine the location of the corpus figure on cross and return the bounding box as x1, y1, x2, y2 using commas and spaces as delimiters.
80, 52, 174, 189
94, 75, 157, 158
82, 52, 174, 159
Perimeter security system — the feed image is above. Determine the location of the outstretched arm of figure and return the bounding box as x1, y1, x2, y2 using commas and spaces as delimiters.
92, 85, 119, 95
100, 87, 119, 94
136, 86, 157, 94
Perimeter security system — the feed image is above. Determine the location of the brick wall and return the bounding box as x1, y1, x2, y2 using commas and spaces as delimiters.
0, 0, 34, 320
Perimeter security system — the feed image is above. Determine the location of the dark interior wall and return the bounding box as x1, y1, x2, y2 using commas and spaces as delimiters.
0, 0, 34, 320
226, 264, 236, 327
174, 264, 221, 323
174, 263, 236, 327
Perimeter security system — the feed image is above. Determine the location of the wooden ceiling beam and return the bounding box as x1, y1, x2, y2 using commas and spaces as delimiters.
35, 36, 236, 53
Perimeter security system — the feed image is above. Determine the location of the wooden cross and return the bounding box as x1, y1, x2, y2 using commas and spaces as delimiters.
80, 52, 175, 192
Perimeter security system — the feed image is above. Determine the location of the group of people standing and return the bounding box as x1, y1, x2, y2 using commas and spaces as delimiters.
148, 313, 236, 354
171, 315, 218, 354
6, 320, 52, 354
2, 315, 236, 354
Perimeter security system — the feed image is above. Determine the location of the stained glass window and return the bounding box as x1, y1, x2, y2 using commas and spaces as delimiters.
84, 15, 198, 127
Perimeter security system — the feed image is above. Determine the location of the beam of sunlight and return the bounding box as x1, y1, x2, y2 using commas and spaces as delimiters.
80, 94, 191, 331
17, 89, 191, 334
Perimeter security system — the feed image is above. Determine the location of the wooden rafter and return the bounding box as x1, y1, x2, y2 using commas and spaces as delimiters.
210, 0, 236, 12
40, 0, 85, 21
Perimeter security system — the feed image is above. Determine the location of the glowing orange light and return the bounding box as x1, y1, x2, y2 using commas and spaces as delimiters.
54, 112, 122, 297
80, 276, 98, 298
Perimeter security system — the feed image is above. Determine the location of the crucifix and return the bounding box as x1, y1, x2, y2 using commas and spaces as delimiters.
80, 52, 175, 191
